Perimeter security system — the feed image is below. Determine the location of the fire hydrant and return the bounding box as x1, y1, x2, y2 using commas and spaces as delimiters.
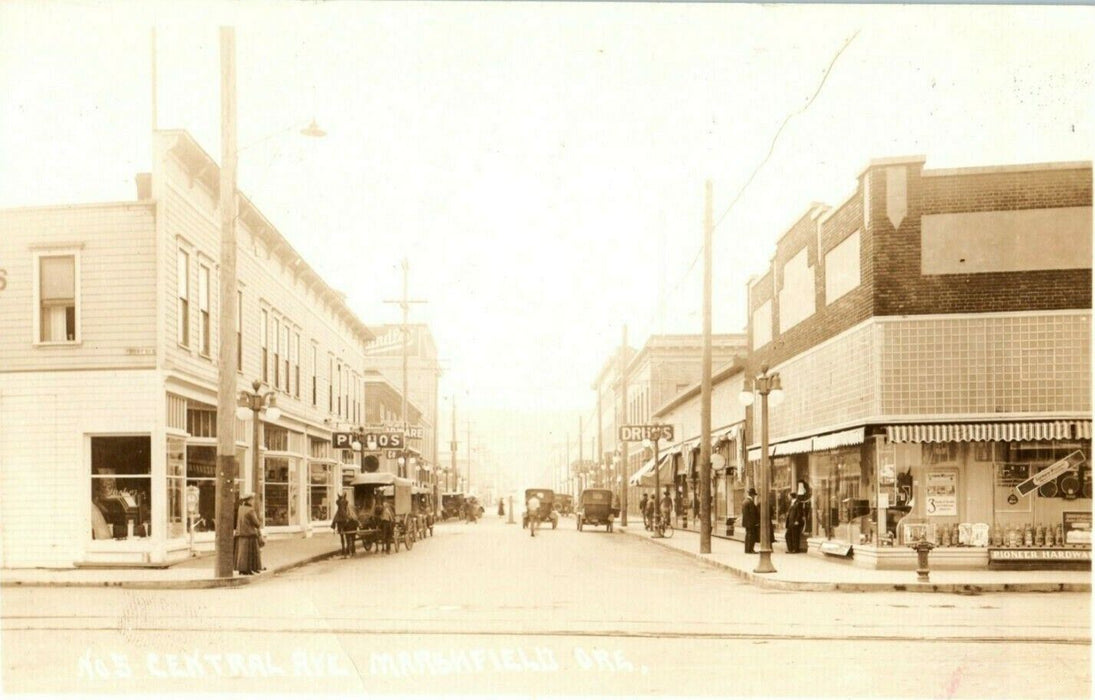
912, 540, 934, 582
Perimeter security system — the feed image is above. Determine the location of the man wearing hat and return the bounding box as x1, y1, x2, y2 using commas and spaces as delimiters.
741, 487, 760, 553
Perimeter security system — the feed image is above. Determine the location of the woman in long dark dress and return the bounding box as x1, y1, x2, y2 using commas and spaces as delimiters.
235, 492, 263, 575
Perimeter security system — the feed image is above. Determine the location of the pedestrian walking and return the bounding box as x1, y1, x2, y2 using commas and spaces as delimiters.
742, 487, 759, 553
498, 498, 505, 517
235, 492, 264, 575
379, 498, 395, 553
639, 495, 649, 527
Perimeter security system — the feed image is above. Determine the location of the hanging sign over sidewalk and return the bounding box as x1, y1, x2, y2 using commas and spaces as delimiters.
618, 424, 674, 442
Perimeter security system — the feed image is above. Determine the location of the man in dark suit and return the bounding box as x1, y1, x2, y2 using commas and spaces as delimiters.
741, 487, 759, 553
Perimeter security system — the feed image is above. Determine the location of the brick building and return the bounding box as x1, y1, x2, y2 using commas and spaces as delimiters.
744, 156, 1092, 568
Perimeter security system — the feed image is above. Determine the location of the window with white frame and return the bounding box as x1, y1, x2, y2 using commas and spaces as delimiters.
328, 354, 334, 412
236, 290, 243, 371
273, 317, 281, 388
261, 309, 269, 383
35, 252, 79, 343
281, 323, 290, 392
198, 263, 211, 356
177, 250, 190, 347
293, 331, 301, 398
311, 344, 318, 406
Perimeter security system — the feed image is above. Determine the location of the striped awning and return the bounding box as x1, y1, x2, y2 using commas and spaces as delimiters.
628, 452, 674, 487
885, 421, 1088, 444
812, 427, 866, 451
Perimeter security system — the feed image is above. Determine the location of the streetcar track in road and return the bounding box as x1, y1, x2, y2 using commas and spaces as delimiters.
1, 624, 1087, 646
2, 612, 1087, 636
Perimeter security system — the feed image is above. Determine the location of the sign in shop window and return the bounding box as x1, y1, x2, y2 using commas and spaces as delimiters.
995, 463, 1032, 512
925, 470, 957, 516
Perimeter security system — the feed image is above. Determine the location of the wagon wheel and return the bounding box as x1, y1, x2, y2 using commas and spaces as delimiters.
404, 527, 413, 550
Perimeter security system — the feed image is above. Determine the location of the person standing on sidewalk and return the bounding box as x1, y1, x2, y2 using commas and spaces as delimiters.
785, 487, 806, 553
235, 492, 264, 575
741, 487, 759, 553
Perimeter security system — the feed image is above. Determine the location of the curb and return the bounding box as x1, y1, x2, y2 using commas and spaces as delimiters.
620, 527, 1091, 594
0, 548, 343, 590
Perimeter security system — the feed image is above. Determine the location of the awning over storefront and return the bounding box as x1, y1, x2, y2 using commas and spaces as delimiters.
811, 427, 866, 451
885, 421, 1088, 443
628, 452, 675, 487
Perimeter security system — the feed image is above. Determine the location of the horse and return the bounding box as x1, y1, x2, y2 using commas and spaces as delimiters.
332, 494, 358, 557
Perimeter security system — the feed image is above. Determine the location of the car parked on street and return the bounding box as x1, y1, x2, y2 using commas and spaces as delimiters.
576, 488, 616, 532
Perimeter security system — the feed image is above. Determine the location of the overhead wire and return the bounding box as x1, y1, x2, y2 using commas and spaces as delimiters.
627, 30, 861, 342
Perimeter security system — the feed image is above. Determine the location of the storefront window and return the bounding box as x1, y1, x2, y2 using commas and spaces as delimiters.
167, 437, 186, 539
187, 445, 218, 531
310, 463, 334, 521
90, 436, 151, 540
811, 448, 867, 541
265, 456, 297, 526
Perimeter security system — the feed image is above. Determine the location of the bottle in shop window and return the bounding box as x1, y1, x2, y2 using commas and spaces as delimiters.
1006, 524, 1017, 547
1023, 523, 1033, 547
1044, 524, 1054, 547
1035, 524, 1045, 547
992, 524, 1002, 547
1056, 524, 1064, 547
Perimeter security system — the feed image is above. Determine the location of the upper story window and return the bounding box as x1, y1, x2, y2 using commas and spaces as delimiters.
35, 252, 79, 344
327, 355, 333, 413
236, 290, 243, 372
261, 309, 269, 383
198, 263, 211, 357
280, 323, 290, 393
293, 331, 301, 399
272, 316, 281, 388
311, 344, 318, 406
177, 250, 190, 348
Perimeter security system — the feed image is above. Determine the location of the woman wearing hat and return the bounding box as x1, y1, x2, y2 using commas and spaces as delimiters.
235, 492, 264, 575
785, 481, 809, 553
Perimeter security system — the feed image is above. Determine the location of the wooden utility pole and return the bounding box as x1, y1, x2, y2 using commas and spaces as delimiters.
383, 258, 426, 478
577, 417, 583, 493
700, 180, 714, 553
619, 324, 629, 527
450, 396, 457, 492
214, 26, 240, 578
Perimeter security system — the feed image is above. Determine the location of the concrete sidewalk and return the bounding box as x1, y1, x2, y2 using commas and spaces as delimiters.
619, 524, 1091, 593
0, 533, 344, 589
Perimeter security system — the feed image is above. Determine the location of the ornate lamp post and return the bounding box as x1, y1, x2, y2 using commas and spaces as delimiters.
738, 364, 784, 574
235, 380, 281, 523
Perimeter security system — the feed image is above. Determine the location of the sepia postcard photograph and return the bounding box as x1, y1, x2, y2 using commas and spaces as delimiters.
0, 1, 1091, 697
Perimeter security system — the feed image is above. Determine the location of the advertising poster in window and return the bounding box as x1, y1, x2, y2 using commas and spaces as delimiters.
994, 463, 1032, 513
925, 470, 957, 516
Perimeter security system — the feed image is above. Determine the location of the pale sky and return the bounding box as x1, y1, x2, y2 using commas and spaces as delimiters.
2, 2, 1092, 486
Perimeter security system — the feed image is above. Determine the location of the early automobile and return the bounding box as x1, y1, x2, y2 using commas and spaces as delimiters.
441, 492, 465, 520
522, 488, 558, 529
555, 494, 574, 516
348, 472, 416, 552
576, 488, 616, 532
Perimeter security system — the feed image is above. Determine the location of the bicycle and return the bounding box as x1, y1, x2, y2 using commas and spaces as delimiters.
653, 512, 675, 538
